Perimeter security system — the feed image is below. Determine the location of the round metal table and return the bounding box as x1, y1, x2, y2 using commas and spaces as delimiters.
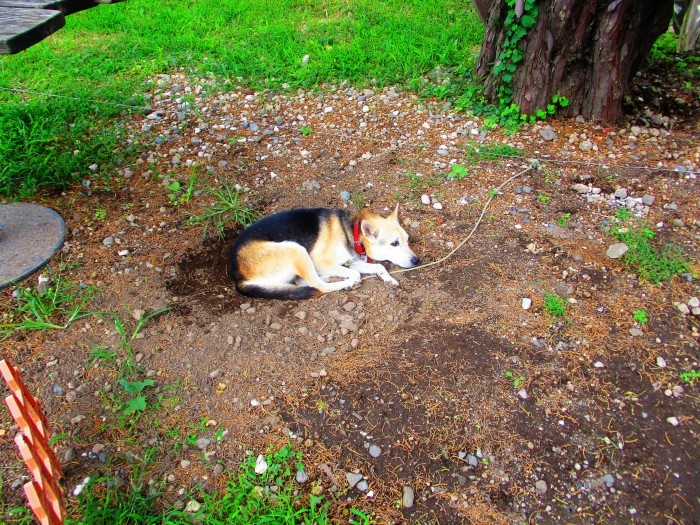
0, 203, 66, 290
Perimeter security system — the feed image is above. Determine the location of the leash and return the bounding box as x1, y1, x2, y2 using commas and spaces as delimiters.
381, 161, 538, 278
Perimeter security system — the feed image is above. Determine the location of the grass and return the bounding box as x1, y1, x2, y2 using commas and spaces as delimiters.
0, 0, 483, 199
69, 444, 368, 525
463, 142, 525, 161
185, 183, 260, 238
543, 292, 567, 319
0, 265, 98, 340
610, 211, 689, 284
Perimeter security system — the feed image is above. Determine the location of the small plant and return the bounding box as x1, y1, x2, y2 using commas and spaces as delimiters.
465, 142, 524, 161
615, 206, 634, 221
94, 208, 107, 221
165, 168, 199, 206
505, 370, 526, 388
488, 188, 499, 199
117, 378, 155, 416
633, 310, 649, 324
612, 224, 688, 284
536, 193, 550, 203
543, 292, 567, 318
680, 369, 700, 385
0, 266, 98, 340
185, 183, 259, 239
446, 163, 468, 181
106, 308, 169, 378
300, 125, 312, 136
556, 213, 571, 227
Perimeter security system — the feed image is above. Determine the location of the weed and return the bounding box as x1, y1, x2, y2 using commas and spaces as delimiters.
543, 292, 567, 318
94, 208, 107, 221
116, 378, 155, 417
0, 266, 98, 340
615, 206, 634, 221
300, 125, 313, 136
536, 193, 550, 203
556, 213, 571, 227
680, 369, 700, 385
612, 224, 689, 284
505, 370, 526, 388
488, 188, 499, 199
446, 163, 468, 181
464, 142, 524, 161
185, 183, 259, 239
400, 172, 443, 198
633, 310, 649, 324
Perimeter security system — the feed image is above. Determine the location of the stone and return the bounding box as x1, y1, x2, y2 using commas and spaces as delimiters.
296, 470, 309, 483
368, 445, 382, 458
602, 474, 615, 487
676, 303, 690, 315
571, 183, 589, 194
346, 472, 363, 489
421, 194, 431, 205
402, 486, 415, 508
614, 188, 628, 199
606, 243, 628, 259
356, 480, 368, 492
518, 389, 528, 399
642, 195, 656, 206
656, 356, 667, 368
666, 416, 679, 426
339, 191, 351, 201
522, 298, 532, 310
535, 480, 548, 494
539, 127, 557, 141
195, 437, 211, 450
688, 297, 700, 308
629, 328, 643, 337
579, 140, 593, 152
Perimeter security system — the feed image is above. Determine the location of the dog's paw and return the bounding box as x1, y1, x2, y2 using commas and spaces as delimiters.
381, 274, 399, 286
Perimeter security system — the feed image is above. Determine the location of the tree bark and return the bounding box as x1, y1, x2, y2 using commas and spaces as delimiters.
475, 0, 674, 122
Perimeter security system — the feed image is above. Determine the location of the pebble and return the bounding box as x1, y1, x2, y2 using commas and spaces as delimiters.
339, 190, 351, 201
368, 445, 382, 458
602, 474, 615, 487
346, 472, 363, 488
103, 236, 114, 246
535, 480, 548, 494
356, 480, 369, 492
629, 328, 643, 337
539, 127, 557, 141
195, 437, 211, 450
466, 454, 478, 468
212, 464, 224, 477
688, 297, 700, 308
521, 298, 532, 310
666, 416, 680, 427
421, 194, 431, 205
593, 361, 605, 368
676, 303, 690, 315
606, 243, 628, 259
614, 188, 628, 199
657, 356, 667, 368
518, 389, 528, 400
66, 391, 77, 403
180, 460, 191, 468
402, 486, 415, 508
579, 140, 593, 152
254, 455, 268, 474
296, 470, 309, 483
571, 183, 589, 194
642, 194, 656, 206
432, 202, 443, 210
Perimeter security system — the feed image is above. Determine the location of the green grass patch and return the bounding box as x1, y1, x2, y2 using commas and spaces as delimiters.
543, 292, 567, 319
70, 445, 367, 524
463, 142, 525, 162
611, 220, 689, 284
185, 183, 260, 239
0, 265, 98, 340
0, 0, 483, 198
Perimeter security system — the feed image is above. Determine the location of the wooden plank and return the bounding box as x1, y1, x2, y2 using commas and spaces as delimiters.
0, 0, 99, 15
0, 7, 65, 54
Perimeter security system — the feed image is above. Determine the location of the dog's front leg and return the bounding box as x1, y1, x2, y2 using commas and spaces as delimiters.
349, 260, 399, 286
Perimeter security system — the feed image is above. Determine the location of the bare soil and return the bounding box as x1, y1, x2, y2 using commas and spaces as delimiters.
1, 64, 699, 524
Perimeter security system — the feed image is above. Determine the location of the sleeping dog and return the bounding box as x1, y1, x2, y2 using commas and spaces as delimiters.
229, 204, 419, 300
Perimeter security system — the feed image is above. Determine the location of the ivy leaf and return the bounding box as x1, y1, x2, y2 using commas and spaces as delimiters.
521, 14, 537, 29
123, 395, 147, 414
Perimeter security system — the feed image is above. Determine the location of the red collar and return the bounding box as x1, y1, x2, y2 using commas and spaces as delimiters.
353, 219, 372, 262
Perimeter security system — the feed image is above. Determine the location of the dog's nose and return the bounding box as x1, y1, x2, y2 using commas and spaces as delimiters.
410, 255, 420, 266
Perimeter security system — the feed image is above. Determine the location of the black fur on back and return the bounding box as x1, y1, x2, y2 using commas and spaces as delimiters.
228, 208, 353, 283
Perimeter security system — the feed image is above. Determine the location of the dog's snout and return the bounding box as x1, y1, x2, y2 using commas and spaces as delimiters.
410, 255, 420, 266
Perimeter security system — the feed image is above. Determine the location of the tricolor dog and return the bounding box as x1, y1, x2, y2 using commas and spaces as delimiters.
229, 204, 419, 300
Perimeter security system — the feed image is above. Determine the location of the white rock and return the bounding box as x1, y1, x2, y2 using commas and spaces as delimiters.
118, 249, 129, 257
688, 297, 700, 308
666, 416, 680, 427
255, 455, 268, 474
606, 243, 628, 259
522, 298, 532, 310
432, 202, 443, 210
656, 356, 667, 368
676, 303, 690, 315
571, 183, 589, 194
402, 486, 415, 508
421, 194, 431, 205
593, 361, 605, 368
535, 480, 548, 494
518, 389, 528, 399
346, 472, 363, 488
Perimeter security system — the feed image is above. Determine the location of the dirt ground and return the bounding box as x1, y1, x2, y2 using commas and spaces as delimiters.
1, 62, 699, 524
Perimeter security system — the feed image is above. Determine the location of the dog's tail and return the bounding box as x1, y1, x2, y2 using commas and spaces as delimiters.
236, 283, 322, 301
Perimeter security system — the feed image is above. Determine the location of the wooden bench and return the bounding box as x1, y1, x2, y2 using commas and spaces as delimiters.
0, 0, 123, 54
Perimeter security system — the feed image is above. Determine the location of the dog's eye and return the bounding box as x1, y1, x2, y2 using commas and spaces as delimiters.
390, 240, 400, 247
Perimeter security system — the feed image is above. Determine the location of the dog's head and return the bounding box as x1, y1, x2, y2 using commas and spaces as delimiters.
360, 204, 419, 268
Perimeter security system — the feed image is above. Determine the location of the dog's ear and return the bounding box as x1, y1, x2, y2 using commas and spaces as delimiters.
388, 203, 400, 221
361, 220, 377, 242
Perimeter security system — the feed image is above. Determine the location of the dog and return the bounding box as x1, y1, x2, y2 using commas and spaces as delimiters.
229, 204, 419, 300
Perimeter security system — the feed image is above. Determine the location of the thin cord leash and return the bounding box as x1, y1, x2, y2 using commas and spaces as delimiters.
361, 161, 538, 280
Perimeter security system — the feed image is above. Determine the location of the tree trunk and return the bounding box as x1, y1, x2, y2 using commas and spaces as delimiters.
678, 0, 700, 52
475, 0, 674, 122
